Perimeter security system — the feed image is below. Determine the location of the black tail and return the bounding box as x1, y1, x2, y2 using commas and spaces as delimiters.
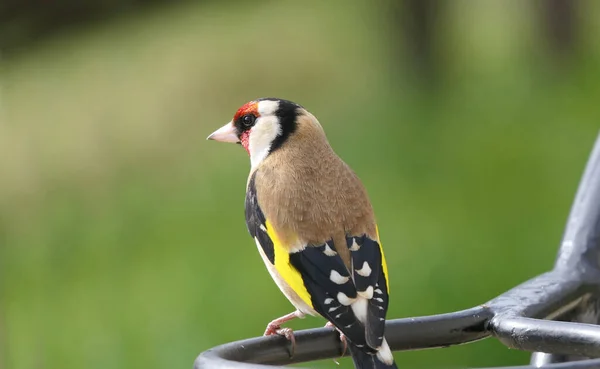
348, 342, 397, 369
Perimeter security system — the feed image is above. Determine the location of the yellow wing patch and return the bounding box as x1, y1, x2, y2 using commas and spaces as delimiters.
376, 225, 390, 294
265, 220, 314, 309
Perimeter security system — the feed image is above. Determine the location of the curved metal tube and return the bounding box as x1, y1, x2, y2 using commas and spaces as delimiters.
492, 359, 600, 369
491, 317, 600, 357
195, 307, 492, 368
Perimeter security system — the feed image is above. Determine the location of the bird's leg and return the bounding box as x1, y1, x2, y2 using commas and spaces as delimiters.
325, 321, 348, 361
263, 310, 304, 335
264, 310, 304, 358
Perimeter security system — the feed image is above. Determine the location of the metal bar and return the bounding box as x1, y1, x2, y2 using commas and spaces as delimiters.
554, 132, 600, 277
195, 307, 492, 368
530, 352, 571, 367
384, 306, 492, 350
529, 295, 600, 366
492, 317, 600, 357
195, 327, 345, 368
493, 359, 600, 369
528, 132, 600, 366
485, 272, 587, 319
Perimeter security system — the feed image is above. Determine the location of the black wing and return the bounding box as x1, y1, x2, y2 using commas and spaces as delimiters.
245, 172, 274, 264
289, 235, 390, 351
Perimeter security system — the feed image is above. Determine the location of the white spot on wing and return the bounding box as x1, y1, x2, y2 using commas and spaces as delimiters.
324, 298, 334, 305
259, 224, 267, 232
323, 244, 337, 256
375, 297, 384, 302
356, 261, 372, 277
375, 288, 383, 295
337, 292, 356, 306
330, 270, 350, 285
349, 239, 360, 251
357, 286, 374, 299
328, 306, 340, 313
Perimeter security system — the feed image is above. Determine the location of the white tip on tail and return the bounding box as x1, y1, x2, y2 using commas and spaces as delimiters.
376, 339, 394, 365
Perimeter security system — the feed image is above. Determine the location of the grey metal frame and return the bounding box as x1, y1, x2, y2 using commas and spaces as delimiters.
195, 133, 600, 369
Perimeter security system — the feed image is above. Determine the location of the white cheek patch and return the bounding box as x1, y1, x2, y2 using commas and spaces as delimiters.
249, 115, 281, 168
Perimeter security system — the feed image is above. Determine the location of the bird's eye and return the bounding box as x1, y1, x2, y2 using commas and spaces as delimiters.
242, 114, 256, 128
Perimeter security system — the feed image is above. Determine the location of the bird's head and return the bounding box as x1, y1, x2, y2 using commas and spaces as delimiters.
207, 98, 305, 168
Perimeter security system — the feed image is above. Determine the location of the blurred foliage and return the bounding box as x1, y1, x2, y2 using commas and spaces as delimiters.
0, 0, 182, 53
1, 1, 600, 369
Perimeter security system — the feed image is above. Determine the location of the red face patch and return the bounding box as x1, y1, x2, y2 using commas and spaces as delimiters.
240, 130, 251, 154
234, 100, 260, 156
233, 101, 259, 122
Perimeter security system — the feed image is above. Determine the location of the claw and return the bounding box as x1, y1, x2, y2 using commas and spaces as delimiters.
276, 328, 296, 357
325, 321, 348, 362
264, 325, 296, 358
263, 311, 302, 358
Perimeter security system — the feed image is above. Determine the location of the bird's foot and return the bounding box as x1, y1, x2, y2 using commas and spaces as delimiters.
325, 321, 348, 364
264, 323, 296, 357
263, 311, 302, 358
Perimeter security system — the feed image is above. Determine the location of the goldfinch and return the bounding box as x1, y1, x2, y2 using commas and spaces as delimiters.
208, 98, 396, 369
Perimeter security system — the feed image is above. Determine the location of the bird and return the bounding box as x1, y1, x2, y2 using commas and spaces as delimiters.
207, 98, 397, 369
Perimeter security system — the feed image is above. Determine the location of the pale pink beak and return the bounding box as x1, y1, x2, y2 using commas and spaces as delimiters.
207, 121, 239, 143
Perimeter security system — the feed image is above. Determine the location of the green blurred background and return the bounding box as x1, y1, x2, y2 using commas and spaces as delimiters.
1, 1, 600, 368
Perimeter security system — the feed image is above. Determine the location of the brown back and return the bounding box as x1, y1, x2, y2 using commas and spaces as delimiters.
251, 112, 376, 269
